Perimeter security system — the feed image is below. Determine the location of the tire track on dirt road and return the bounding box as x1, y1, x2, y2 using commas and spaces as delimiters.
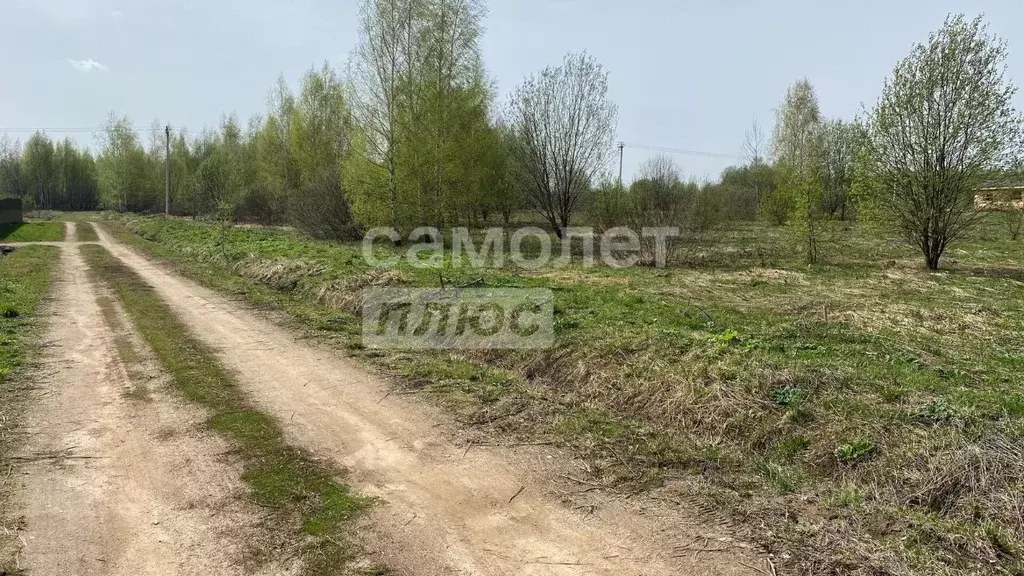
94, 223, 761, 576
10, 222, 288, 576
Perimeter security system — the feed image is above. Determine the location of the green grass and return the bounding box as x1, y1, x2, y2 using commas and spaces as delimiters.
0, 244, 60, 574
75, 222, 99, 242
80, 244, 371, 575
100, 213, 1024, 576
0, 246, 58, 383
0, 222, 65, 242
24, 210, 102, 222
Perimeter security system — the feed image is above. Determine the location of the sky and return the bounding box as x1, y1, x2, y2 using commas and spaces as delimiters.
2, 0, 1024, 182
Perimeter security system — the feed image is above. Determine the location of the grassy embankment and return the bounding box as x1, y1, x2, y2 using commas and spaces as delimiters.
0, 245, 60, 574
0, 222, 65, 242
102, 214, 1024, 576
80, 244, 375, 576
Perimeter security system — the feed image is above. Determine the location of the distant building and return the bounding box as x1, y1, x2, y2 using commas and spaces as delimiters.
0, 198, 22, 223
975, 180, 1024, 211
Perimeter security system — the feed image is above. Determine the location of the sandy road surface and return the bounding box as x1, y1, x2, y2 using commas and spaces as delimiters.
7, 222, 286, 576
94, 223, 762, 576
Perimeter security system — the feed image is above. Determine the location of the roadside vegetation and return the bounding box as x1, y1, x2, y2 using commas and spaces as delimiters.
80, 244, 374, 576
104, 212, 1024, 575
2, 4, 1023, 574
0, 245, 60, 573
0, 222, 64, 242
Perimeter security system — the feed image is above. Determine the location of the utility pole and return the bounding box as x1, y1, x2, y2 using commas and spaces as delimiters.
164, 125, 171, 216
617, 142, 625, 191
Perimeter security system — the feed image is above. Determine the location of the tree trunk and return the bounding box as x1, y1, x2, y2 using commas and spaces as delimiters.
923, 238, 943, 270
387, 154, 400, 246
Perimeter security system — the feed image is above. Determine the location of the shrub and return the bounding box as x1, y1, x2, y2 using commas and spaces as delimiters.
287, 173, 361, 240
760, 188, 795, 225
235, 182, 286, 225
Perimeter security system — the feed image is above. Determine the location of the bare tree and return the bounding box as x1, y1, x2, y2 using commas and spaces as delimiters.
741, 120, 766, 166
638, 154, 682, 188
865, 14, 1024, 270
507, 52, 618, 237
634, 154, 684, 217
1002, 208, 1024, 241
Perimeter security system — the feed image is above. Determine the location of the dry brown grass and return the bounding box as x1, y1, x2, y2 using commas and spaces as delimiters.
237, 257, 409, 315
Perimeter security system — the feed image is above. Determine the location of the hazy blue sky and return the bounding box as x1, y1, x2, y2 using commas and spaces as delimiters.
2, 0, 1023, 181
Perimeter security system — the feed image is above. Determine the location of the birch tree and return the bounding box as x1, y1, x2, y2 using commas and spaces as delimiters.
354, 0, 419, 234
288, 63, 359, 239
414, 0, 487, 231
772, 79, 824, 261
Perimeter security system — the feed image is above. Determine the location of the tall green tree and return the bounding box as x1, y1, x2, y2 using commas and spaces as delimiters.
0, 134, 98, 210
771, 79, 825, 261
352, 0, 491, 233
54, 138, 99, 210
0, 137, 24, 200
288, 63, 360, 239
22, 132, 57, 210
354, 0, 421, 234
97, 114, 161, 212
416, 0, 487, 231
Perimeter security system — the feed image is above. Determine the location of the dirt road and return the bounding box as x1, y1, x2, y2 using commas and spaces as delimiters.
8, 222, 288, 575
92, 223, 761, 576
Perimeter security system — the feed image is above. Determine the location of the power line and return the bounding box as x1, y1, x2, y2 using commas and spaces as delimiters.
620, 141, 737, 160
0, 127, 107, 133
0, 126, 208, 135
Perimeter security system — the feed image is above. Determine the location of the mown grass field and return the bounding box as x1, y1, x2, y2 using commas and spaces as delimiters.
102, 214, 1024, 576
0, 222, 65, 242
0, 244, 60, 573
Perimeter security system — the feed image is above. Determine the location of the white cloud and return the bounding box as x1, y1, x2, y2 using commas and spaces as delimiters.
67, 58, 109, 72
110, 9, 123, 20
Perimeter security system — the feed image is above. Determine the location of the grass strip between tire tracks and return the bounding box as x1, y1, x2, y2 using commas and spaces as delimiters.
80, 243, 376, 576
75, 222, 99, 242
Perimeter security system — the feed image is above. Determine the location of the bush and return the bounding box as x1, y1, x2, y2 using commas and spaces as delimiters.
760, 189, 795, 225
235, 182, 286, 225
1001, 210, 1023, 241
717, 183, 759, 221
585, 182, 630, 231
585, 179, 724, 265
684, 185, 725, 236
287, 173, 361, 240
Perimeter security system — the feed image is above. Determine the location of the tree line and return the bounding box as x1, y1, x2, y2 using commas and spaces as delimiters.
0, 10, 1020, 269
0, 133, 100, 212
